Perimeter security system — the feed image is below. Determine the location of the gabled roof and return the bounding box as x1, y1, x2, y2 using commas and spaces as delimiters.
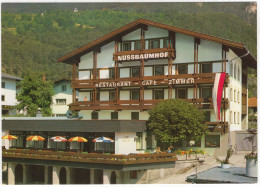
1, 72, 22, 81
248, 97, 257, 108
58, 18, 256, 69
54, 78, 71, 84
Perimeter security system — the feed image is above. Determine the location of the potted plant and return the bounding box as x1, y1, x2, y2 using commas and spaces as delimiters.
215, 148, 233, 169
244, 129, 257, 177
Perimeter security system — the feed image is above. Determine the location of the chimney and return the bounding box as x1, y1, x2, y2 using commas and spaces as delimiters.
43, 73, 46, 81
36, 108, 42, 117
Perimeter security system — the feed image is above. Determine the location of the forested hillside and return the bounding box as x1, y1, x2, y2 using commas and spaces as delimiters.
1, 2, 257, 96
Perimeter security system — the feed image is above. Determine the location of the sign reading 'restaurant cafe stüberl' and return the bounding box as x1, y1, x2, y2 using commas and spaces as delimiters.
95, 78, 195, 88
117, 52, 169, 61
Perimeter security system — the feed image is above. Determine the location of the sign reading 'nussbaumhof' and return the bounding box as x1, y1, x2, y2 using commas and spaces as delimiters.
117, 52, 169, 61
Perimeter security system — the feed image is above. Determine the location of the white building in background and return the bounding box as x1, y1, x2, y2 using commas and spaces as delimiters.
52, 79, 74, 117
1, 72, 22, 115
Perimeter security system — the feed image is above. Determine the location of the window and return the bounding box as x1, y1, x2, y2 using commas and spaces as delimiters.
201, 87, 212, 99
135, 41, 141, 50
111, 112, 118, 120
230, 88, 233, 101
130, 171, 137, 179
2, 95, 5, 102
238, 66, 240, 81
154, 66, 164, 76
109, 91, 116, 101
164, 38, 171, 48
237, 91, 240, 103
154, 89, 164, 100
237, 112, 240, 124
2, 82, 5, 88
177, 64, 188, 74
234, 90, 236, 102
131, 112, 139, 120
146, 132, 154, 149
62, 85, 67, 92
234, 112, 236, 124
230, 62, 233, 76
234, 64, 237, 79
109, 68, 115, 79
150, 39, 160, 49
56, 99, 66, 105
205, 135, 220, 147
204, 111, 211, 122
122, 42, 131, 51
92, 112, 98, 120
200, 63, 212, 73
176, 88, 187, 99
136, 132, 143, 150
131, 67, 140, 78
131, 90, 140, 100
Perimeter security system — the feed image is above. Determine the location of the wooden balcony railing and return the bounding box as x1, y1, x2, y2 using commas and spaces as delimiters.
71, 73, 229, 89
2, 149, 177, 165
69, 98, 229, 111
206, 122, 229, 133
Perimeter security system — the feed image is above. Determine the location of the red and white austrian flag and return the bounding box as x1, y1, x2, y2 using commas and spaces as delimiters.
212, 73, 226, 121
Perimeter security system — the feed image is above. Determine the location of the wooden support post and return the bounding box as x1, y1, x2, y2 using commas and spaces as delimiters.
116, 87, 119, 105
224, 50, 227, 73
72, 63, 77, 81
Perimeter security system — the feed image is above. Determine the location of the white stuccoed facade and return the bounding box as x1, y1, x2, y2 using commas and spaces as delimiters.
66, 21, 252, 156
1, 73, 22, 115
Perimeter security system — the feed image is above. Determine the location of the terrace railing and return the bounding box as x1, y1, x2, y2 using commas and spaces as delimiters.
2, 149, 177, 165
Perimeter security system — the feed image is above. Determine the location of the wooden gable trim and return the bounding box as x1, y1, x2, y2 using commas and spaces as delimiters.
58, 18, 254, 67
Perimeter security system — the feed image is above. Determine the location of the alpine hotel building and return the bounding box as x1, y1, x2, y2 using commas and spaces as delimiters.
58, 18, 256, 155
2, 19, 257, 185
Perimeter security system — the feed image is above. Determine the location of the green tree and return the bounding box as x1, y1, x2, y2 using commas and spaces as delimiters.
16, 72, 54, 117
147, 99, 207, 149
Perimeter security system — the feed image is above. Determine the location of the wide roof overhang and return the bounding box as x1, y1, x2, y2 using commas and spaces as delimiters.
2, 119, 147, 132
57, 18, 256, 69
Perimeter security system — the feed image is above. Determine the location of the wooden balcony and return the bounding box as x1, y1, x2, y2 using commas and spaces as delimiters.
69, 98, 229, 111
2, 149, 177, 166
71, 73, 229, 89
206, 122, 229, 134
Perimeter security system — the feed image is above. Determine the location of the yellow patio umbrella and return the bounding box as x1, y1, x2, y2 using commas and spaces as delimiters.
68, 136, 88, 152
2, 135, 18, 140
2, 135, 18, 149
26, 135, 45, 149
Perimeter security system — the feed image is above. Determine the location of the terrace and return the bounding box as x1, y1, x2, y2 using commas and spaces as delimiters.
2, 149, 177, 171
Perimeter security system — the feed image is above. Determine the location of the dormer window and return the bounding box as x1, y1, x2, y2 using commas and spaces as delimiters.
200, 63, 212, 73
150, 39, 160, 49
122, 42, 131, 51
135, 41, 141, 50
